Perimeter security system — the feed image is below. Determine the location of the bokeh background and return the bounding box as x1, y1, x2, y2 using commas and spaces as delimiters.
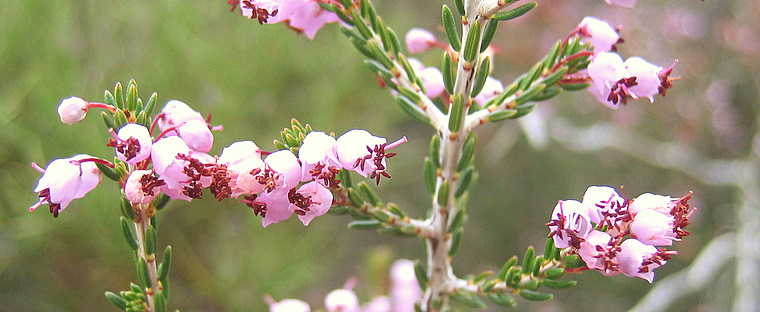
1, 0, 758, 311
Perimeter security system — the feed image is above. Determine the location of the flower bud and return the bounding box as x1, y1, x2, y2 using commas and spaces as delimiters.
405, 28, 437, 54
324, 288, 360, 312
57, 96, 88, 124
578, 17, 620, 53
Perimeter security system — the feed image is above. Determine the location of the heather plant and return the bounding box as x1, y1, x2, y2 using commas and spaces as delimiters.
24, 0, 710, 311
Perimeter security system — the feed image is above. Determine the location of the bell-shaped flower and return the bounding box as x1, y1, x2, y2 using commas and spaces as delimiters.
267, 298, 311, 312
578, 230, 620, 276
418, 67, 446, 99
628, 193, 675, 216
299, 131, 341, 184
289, 181, 332, 226
113, 123, 153, 166
151, 136, 191, 175
30, 155, 102, 217
578, 17, 620, 53
405, 28, 437, 54
287, 0, 340, 39
629, 209, 677, 246
257, 191, 295, 227
156, 100, 205, 132
219, 140, 262, 164
260, 150, 302, 195
125, 170, 165, 205
336, 129, 387, 176
617, 239, 663, 283
547, 200, 593, 249
324, 288, 360, 312
581, 185, 625, 225
176, 119, 214, 153
57, 96, 89, 125
473, 76, 504, 105
587, 52, 637, 108
390, 259, 422, 312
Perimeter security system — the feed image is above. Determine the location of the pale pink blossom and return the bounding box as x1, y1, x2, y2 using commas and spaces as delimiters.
473, 76, 503, 105
231, 158, 267, 197
299, 131, 341, 185
113, 123, 153, 166
218, 140, 262, 165
156, 100, 205, 132
267, 297, 311, 312
628, 193, 675, 216
287, 0, 340, 39
578, 17, 620, 53
262, 150, 303, 194
336, 129, 388, 178
176, 119, 214, 153
124, 170, 164, 204
324, 288, 360, 312
617, 239, 663, 282
290, 181, 332, 226
257, 191, 294, 227
587, 52, 636, 108
405, 28, 437, 54
390, 259, 422, 312
547, 200, 592, 249
418, 67, 445, 99
57, 96, 89, 125
630, 209, 677, 246
240, 0, 338, 39
578, 230, 619, 276
30, 155, 102, 217
581, 186, 625, 225
362, 296, 392, 312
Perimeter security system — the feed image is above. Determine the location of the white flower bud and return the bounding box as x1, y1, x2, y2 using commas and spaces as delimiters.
57, 96, 88, 125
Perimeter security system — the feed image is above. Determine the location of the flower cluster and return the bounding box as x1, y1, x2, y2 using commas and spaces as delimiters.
266, 259, 421, 312
574, 16, 678, 108
32, 97, 404, 228
230, 0, 340, 39
546, 186, 694, 282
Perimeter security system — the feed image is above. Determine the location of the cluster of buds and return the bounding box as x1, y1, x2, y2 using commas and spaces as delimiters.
230, 0, 340, 38
267, 259, 421, 312
31, 84, 405, 228
547, 186, 695, 282
572, 16, 678, 108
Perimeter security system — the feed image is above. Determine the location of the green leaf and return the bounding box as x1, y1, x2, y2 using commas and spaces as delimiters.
414, 260, 428, 289
542, 278, 577, 289
515, 84, 546, 105
137, 257, 152, 288
448, 208, 466, 233
423, 158, 437, 195
448, 93, 465, 132
97, 162, 122, 182
126, 83, 138, 112
113, 109, 128, 130
120, 217, 139, 251
462, 20, 482, 63
451, 291, 487, 308
358, 181, 382, 206
518, 62, 545, 91
101, 111, 118, 131
543, 237, 555, 260
442, 6, 460, 51
545, 268, 565, 279
120, 196, 137, 220
114, 82, 124, 110
498, 256, 518, 280
351, 10, 373, 39
532, 86, 562, 102
386, 203, 407, 218
470, 56, 491, 98
449, 231, 463, 255
559, 82, 591, 91
397, 54, 419, 86
493, 2, 538, 21
454, 167, 473, 198
370, 209, 391, 223
395, 96, 431, 124
330, 4, 354, 26
487, 293, 516, 307
158, 246, 172, 283
521, 246, 536, 275
542, 66, 569, 86
436, 180, 450, 206
348, 220, 382, 230
454, 0, 465, 16
486, 109, 518, 122
532, 255, 544, 277
442, 52, 455, 96
519, 289, 553, 301
347, 188, 364, 207
105, 291, 128, 310
104, 90, 116, 106
145, 225, 157, 256
152, 193, 171, 211
481, 19, 499, 52
455, 135, 476, 172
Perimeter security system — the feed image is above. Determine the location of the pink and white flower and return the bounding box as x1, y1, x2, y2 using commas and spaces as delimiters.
112, 123, 153, 166
629, 209, 677, 246
578, 230, 620, 276
547, 200, 593, 249
156, 100, 205, 133
405, 28, 437, 54
289, 181, 332, 226
57, 96, 89, 125
324, 288, 360, 312
473, 76, 504, 105
617, 239, 667, 282
581, 185, 625, 225
578, 17, 621, 53
124, 170, 165, 205
30, 155, 103, 217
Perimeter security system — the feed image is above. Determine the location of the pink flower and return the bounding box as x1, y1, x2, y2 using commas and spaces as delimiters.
290, 181, 332, 226
176, 119, 214, 153
629, 209, 677, 246
124, 170, 165, 205
625, 57, 677, 102
581, 185, 625, 225
218, 140, 262, 164
240, 0, 338, 39
57, 96, 89, 125
231, 157, 267, 197
267, 298, 311, 312
617, 239, 665, 283
336, 129, 388, 178
628, 193, 675, 216
156, 100, 205, 132
547, 200, 592, 249
473, 76, 503, 105
257, 190, 294, 227
112, 123, 153, 166
30, 155, 103, 217
587, 52, 637, 108
287, 0, 340, 39
299, 131, 341, 185
390, 259, 421, 312
405, 28, 437, 54
578, 17, 620, 53
418, 67, 445, 99
262, 150, 303, 194
362, 296, 392, 312
324, 288, 360, 312
604, 0, 637, 8
578, 230, 620, 276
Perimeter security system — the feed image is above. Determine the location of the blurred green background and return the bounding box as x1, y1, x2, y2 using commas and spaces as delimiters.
1, 0, 758, 311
